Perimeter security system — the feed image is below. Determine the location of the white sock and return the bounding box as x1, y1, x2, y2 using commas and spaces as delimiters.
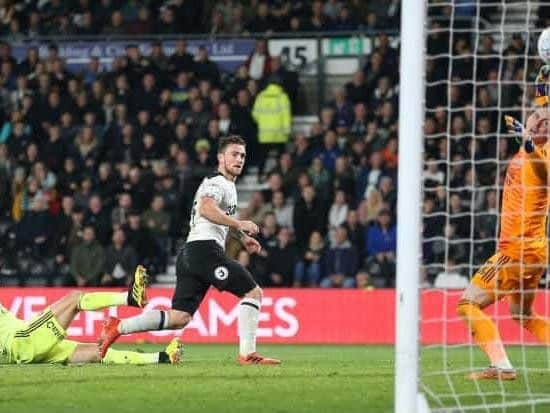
118, 310, 170, 334
238, 297, 260, 356
494, 357, 513, 370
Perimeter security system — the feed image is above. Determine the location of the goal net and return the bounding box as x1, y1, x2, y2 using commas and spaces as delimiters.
419, 1, 550, 412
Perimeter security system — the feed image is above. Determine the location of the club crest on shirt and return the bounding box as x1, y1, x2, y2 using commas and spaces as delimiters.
214, 266, 229, 280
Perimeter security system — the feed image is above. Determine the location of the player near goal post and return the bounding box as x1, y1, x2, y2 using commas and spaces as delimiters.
0, 266, 183, 365
456, 65, 550, 381
98, 135, 281, 365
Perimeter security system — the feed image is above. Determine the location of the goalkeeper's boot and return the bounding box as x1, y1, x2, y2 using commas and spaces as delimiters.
238, 352, 281, 365
127, 265, 149, 308
164, 338, 184, 364
535, 64, 550, 107
468, 366, 517, 381
98, 316, 121, 358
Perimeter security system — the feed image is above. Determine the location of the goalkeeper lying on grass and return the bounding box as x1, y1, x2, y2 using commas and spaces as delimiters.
0, 266, 182, 365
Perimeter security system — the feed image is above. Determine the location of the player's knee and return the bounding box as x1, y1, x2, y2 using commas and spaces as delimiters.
168, 310, 192, 329
244, 286, 263, 302
67, 290, 83, 307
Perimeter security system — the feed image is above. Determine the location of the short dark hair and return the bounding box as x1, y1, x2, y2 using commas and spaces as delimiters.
217, 135, 246, 153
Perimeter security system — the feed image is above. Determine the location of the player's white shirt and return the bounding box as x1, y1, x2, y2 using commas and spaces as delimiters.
187, 172, 238, 249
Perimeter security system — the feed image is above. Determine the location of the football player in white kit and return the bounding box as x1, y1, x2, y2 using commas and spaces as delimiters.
98, 135, 281, 365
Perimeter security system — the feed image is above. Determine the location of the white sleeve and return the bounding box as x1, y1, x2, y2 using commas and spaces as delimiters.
199, 180, 224, 204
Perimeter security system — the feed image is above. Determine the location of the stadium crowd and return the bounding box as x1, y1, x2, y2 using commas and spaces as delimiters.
423, 3, 550, 288
1, 1, 545, 290
0, 0, 404, 290
0, 0, 400, 37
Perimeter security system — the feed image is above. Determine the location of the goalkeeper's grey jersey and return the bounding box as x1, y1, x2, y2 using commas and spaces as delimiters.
187, 172, 237, 249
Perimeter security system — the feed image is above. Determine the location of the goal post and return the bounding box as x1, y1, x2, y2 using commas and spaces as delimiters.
398, 0, 550, 411
395, 0, 428, 412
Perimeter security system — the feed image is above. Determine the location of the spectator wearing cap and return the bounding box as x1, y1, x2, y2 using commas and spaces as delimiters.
69, 224, 105, 286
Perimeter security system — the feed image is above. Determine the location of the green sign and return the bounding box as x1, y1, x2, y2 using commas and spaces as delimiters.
326, 37, 364, 56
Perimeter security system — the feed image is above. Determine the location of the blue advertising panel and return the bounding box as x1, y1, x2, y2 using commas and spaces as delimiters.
11, 39, 256, 73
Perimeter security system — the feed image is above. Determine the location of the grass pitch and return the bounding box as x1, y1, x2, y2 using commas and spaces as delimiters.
1, 344, 550, 413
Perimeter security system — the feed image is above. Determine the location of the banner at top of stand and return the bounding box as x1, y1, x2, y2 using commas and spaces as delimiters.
10, 39, 257, 73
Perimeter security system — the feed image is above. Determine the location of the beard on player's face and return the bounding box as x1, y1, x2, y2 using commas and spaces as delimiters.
219, 153, 244, 178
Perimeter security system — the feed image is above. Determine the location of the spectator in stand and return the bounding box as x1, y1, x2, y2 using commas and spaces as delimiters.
293, 184, 326, 247
328, 189, 349, 238
270, 190, 293, 230
84, 194, 111, 246
378, 176, 397, 211
252, 75, 291, 174
350, 102, 369, 137
265, 227, 298, 287
343, 209, 365, 254
245, 39, 272, 81
194, 46, 220, 86
308, 156, 332, 201
245, 2, 276, 33
69, 224, 105, 287
366, 208, 396, 259
168, 40, 194, 75
101, 227, 138, 287
332, 156, 355, 198
294, 230, 325, 287
356, 151, 385, 201
305, 0, 328, 31
270, 56, 299, 108
141, 194, 171, 252
330, 87, 354, 128
320, 226, 358, 288
346, 71, 370, 106
13, 193, 50, 256
292, 133, 315, 169
124, 209, 161, 273
315, 130, 342, 173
